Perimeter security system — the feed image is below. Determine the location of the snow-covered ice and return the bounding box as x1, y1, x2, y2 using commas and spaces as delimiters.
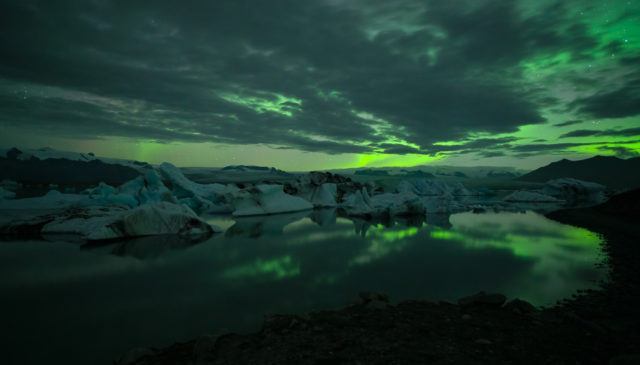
159, 162, 237, 213
423, 194, 467, 214
41, 202, 220, 240
232, 184, 313, 216
340, 188, 373, 216
369, 192, 425, 216
0, 187, 15, 200
396, 179, 473, 196
0, 190, 88, 210
299, 183, 338, 207
543, 178, 606, 202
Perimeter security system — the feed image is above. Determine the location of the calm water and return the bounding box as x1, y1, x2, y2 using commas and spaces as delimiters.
0, 210, 605, 365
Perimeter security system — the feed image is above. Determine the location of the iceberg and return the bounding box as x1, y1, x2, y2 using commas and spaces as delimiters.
158, 162, 237, 213
232, 184, 313, 216
369, 192, 425, 216
117, 170, 177, 207
340, 188, 373, 216
289, 171, 349, 207
340, 189, 427, 217
0, 190, 88, 210
81, 170, 177, 208
298, 183, 338, 207
396, 179, 473, 196
423, 194, 467, 214
542, 178, 606, 202
0, 187, 15, 200
41, 202, 219, 240
309, 183, 338, 207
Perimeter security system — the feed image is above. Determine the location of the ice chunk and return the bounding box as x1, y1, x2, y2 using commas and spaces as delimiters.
423, 194, 467, 214
340, 188, 373, 216
543, 178, 606, 202
118, 170, 177, 206
396, 179, 473, 196
232, 184, 313, 216
41, 202, 219, 240
0, 190, 88, 210
300, 183, 338, 207
341, 189, 425, 217
369, 192, 425, 216
159, 162, 228, 197
0, 187, 16, 200
503, 190, 562, 202
158, 162, 237, 213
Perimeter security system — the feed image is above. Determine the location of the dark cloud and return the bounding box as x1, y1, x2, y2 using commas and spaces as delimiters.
559, 130, 600, 138
510, 139, 640, 154
553, 120, 582, 127
477, 151, 506, 158
511, 142, 586, 153
572, 78, 640, 119
0, 0, 630, 157
560, 127, 640, 138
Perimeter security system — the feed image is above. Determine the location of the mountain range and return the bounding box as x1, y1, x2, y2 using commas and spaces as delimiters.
519, 156, 640, 190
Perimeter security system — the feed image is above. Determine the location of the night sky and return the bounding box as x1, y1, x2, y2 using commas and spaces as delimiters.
0, 0, 638, 170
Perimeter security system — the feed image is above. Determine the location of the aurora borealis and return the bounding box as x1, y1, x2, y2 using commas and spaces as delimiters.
0, 0, 638, 170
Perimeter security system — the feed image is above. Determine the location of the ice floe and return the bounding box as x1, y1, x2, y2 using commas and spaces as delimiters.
38, 202, 219, 240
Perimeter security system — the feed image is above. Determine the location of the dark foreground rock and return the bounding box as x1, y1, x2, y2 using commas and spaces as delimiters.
117, 189, 640, 365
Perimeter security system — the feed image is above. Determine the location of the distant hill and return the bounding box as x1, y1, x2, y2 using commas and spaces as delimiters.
354, 169, 390, 176
221, 165, 289, 174
0, 148, 141, 187
519, 156, 640, 189
486, 170, 520, 178
400, 170, 435, 178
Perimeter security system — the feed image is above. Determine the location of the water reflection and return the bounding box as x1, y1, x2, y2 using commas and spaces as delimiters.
0, 209, 605, 365
82, 234, 208, 260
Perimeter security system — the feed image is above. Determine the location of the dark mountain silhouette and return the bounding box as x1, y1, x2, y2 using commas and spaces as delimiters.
486, 170, 519, 178
0, 149, 140, 187
519, 155, 640, 189
354, 169, 389, 176
400, 170, 435, 178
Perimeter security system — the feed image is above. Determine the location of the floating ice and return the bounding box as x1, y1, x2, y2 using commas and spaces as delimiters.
340, 188, 373, 216
232, 184, 313, 216
396, 179, 473, 196
0, 187, 15, 200
543, 178, 606, 202
158, 162, 237, 213
0, 190, 88, 210
41, 202, 219, 240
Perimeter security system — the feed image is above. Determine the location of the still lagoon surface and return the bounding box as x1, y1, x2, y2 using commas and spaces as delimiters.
0, 210, 605, 364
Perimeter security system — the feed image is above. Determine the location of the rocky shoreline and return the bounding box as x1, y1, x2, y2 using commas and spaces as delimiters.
118, 190, 640, 365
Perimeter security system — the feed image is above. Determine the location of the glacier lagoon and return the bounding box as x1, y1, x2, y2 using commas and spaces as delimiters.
0, 210, 605, 365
